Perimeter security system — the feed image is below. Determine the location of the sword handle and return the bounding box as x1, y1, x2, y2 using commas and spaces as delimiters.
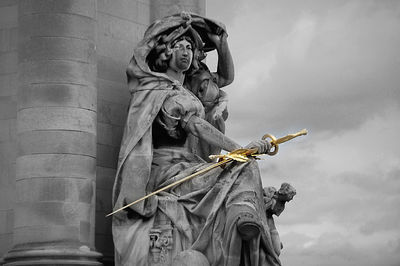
262, 129, 308, 156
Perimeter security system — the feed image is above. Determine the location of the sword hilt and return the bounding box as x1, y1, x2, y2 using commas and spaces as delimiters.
262, 129, 308, 155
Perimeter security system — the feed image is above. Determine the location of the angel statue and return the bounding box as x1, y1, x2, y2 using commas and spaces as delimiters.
111, 12, 295, 266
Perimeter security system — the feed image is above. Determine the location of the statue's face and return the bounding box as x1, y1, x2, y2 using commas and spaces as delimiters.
169, 39, 193, 72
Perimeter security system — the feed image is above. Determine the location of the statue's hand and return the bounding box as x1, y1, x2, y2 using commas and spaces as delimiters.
207, 32, 227, 48
244, 139, 271, 154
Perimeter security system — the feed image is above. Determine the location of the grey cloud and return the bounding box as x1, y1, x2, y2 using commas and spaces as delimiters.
396, 238, 400, 253
359, 210, 400, 235
224, 0, 400, 137
282, 232, 400, 266
268, 167, 400, 231
279, 232, 313, 251
332, 168, 400, 195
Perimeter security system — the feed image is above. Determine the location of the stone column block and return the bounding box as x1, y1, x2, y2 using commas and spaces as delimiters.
4, 0, 101, 265
150, 0, 205, 21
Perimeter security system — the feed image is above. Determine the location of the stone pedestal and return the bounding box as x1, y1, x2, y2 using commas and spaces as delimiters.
4, 0, 101, 264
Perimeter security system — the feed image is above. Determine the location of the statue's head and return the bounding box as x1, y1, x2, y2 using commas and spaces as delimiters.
263, 183, 296, 216
146, 25, 204, 74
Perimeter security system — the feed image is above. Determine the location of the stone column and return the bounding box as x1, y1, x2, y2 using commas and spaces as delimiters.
150, 0, 206, 21
4, 0, 101, 265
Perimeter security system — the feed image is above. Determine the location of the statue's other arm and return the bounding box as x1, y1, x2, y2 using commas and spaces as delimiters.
209, 32, 234, 88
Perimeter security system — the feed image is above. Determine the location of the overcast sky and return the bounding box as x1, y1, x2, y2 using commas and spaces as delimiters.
207, 1, 400, 265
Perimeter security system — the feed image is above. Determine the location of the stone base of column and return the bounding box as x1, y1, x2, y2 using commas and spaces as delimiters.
3, 245, 102, 265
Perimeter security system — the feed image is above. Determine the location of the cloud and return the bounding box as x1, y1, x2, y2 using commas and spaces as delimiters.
212, 0, 400, 139
359, 210, 400, 236
280, 231, 400, 266
278, 15, 316, 63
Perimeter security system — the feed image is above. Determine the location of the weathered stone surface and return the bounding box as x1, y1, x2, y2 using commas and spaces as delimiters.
98, 78, 130, 104
4, 248, 101, 265
19, 0, 96, 18
0, 52, 17, 74
97, 36, 134, 63
97, 123, 114, 146
150, 0, 206, 21
14, 201, 92, 229
97, 123, 124, 147
94, 211, 112, 235
137, 1, 150, 25
0, 233, 12, 259
95, 188, 113, 213
97, 55, 128, 84
94, 233, 114, 262
98, 99, 128, 126
0, 96, 16, 119
0, 120, 11, 142
0, 160, 15, 188
16, 154, 96, 180
20, 36, 95, 64
97, 12, 139, 43
80, 220, 91, 244
19, 60, 96, 86
79, 180, 95, 204
0, 28, 18, 52
8, 162, 15, 179
96, 167, 116, 190
16, 177, 94, 204
0, 5, 17, 28
18, 83, 96, 111
19, 13, 95, 42
17, 107, 96, 134
172, 250, 210, 266
18, 130, 96, 157
0, 187, 14, 210
97, 0, 139, 22
0, 210, 13, 234
0, 74, 17, 97
112, 126, 124, 147
0, 0, 17, 8
96, 144, 118, 169
0, 142, 17, 164
13, 224, 80, 245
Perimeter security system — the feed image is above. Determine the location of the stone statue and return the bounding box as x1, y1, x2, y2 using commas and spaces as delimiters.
263, 183, 296, 256
111, 12, 295, 266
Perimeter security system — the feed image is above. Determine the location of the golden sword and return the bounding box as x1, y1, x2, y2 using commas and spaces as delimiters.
106, 129, 308, 217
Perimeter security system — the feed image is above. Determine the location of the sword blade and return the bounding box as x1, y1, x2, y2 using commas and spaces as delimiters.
106, 158, 232, 217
